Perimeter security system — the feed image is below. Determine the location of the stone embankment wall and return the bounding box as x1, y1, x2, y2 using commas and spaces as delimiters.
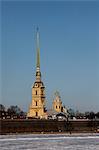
0, 119, 99, 134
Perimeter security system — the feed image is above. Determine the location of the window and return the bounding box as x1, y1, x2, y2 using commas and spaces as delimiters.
35, 83, 38, 87
36, 101, 37, 106
36, 90, 37, 95
59, 106, 60, 109
56, 105, 57, 109
41, 90, 43, 95
36, 112, 38, 116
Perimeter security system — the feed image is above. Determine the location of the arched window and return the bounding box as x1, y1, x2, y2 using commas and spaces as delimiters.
36, 112, 38, 116
59, 106, 60, 109
41, 90, 43, 95
36, 90, 37, 95
56, 105, 57, 109
36, 101, 37, 106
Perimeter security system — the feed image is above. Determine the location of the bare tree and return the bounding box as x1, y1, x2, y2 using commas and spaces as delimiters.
0, 104, 5, 111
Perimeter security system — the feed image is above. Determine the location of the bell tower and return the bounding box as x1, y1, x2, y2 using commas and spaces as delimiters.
27, 28, 46, 119
52, 91, 63, 113
52, 91, 68, 114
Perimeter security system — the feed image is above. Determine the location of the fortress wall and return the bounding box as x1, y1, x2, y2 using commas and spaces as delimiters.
0, 119, 99, 134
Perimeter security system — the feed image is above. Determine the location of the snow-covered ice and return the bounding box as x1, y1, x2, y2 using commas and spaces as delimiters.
0, 133, 99, 150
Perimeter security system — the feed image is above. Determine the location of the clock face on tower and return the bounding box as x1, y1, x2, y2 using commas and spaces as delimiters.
33, 82, 39, 88
33, 81, 45, 88
34, 83, 38, 87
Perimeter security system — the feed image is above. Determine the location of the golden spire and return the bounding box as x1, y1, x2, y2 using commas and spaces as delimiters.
36, 27, 41, 81
36, 27, 40, 71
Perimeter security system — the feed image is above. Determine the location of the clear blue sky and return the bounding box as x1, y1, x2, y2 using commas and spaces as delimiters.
1, 0, 99, 112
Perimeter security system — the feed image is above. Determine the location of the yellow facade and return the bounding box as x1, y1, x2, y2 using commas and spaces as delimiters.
52, 91, 67, 114
52, 95, 62, 113
27, 81, 46, 118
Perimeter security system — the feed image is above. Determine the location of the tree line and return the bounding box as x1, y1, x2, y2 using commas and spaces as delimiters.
68, 108, 99, 120
0, 104, 26, 119
0, 104, 99, 120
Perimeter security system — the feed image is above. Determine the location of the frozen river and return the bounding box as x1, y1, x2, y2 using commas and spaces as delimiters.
0, 133, 99, 150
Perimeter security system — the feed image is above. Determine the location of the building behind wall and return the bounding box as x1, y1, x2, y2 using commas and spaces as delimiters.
52, 91, 68, 114
27, 29, 67, 119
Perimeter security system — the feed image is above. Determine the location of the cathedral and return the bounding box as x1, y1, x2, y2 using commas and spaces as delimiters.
27, 28, 67, 119
27, 28, 46, 119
